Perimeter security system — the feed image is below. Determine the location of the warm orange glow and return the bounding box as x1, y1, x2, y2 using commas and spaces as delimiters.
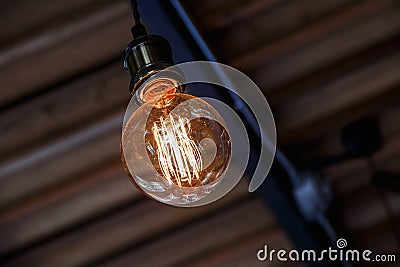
152, 116, 202, 187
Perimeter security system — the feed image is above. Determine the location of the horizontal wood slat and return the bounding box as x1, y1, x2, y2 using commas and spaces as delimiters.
190, 0, 283, 31
0, 161, 139, 255
327, 134, 400, 194
277, 51, 400, 135
0, 113, 122, 208
207, 0, 353, 60
98, 197, 273, 267
350, 214, 400, 255
251, 3, 400, 92
184, 228, 296, 267
1, 0, 400, 266
0, 0, 113, 44
0, 62, 129, 158
231, 0, 399, 72
2, 181, 252, 267
280, 86, 400, 158
0, 0, 131, 106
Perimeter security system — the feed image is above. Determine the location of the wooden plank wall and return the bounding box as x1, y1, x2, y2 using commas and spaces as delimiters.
0, 0, 298, 267
183, 0, 400, 265
0, 0, 399, 266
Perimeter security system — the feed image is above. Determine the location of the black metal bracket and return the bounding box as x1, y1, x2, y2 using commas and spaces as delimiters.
301, 117, 384, 169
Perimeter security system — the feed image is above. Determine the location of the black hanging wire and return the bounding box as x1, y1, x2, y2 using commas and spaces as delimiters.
130, 0, 142, 26
129, 0, 147, 38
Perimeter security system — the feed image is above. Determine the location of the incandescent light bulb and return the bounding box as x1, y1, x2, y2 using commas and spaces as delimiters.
122, 90, 231, 205
121, 35, 231, 205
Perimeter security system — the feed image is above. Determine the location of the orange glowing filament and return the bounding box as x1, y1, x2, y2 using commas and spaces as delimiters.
152, 116, 202, 187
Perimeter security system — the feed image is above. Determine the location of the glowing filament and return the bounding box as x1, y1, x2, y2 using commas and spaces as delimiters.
152, 117, 202, 187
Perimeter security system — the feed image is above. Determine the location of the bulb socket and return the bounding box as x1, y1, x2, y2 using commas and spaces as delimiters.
124, 35, 178, 95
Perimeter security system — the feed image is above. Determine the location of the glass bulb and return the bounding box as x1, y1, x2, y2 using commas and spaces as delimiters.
122, 84, 231, 205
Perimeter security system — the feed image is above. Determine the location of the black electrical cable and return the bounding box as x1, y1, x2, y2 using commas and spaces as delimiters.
128, 0, 147, 38
130, 0, 142, 25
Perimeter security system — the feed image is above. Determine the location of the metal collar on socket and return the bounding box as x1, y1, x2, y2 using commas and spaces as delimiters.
124, 35, 174, 95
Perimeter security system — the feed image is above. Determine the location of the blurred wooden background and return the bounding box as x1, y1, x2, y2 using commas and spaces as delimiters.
0, 0, 399, 266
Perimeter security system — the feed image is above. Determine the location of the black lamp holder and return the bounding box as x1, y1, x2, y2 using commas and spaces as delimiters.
123, 0, 177, 96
